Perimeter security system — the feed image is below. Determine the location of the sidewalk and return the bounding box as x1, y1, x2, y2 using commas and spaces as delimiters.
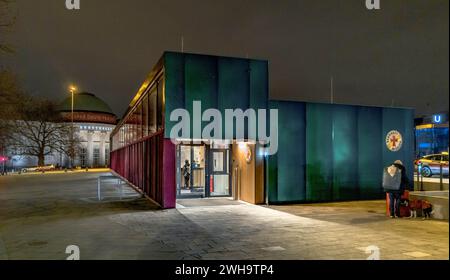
0, 172, 448, 260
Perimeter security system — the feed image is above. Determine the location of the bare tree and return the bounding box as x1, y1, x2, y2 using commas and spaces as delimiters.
7, 97, 81, 166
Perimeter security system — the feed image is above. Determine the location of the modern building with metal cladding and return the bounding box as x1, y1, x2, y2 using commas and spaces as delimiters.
110, 51, 414, 209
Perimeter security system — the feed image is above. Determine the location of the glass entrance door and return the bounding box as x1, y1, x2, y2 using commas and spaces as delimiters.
176, 144, 206, 198
208, 148, 231, 196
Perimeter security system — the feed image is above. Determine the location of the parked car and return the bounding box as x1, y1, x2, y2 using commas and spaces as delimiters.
21, 167, 38, 173
21, 165, 56, 173
36, 164, 56, 172
415, 152, 449, 177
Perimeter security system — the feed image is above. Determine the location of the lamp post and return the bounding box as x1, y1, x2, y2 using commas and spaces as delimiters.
69, 85, 77, 169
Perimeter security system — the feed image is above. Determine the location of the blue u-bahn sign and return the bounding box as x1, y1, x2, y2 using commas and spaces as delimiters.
433, 114, 443, 124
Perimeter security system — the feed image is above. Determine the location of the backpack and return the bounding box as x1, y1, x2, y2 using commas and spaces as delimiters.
383, 165, 402, 191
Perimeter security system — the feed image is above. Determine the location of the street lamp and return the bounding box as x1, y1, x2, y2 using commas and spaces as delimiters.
69, 85, 77, 125
69, 85, 77, 169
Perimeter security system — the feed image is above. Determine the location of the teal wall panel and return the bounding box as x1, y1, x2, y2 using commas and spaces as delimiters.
269, 101, 306, 202
184, 54, 218, 136
267, 144, 278, 203
217, 57, 250, 139
164, 52, 269, 140
332, 105, 358, 200
217, 58, 249, 111
357, 107, 383, 197
164, 52, 185, 136
306, 103, 333, 201
249, 60, 269, 110
250, 60, 269, 142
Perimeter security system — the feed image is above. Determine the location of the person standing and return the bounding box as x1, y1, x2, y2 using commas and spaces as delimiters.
182, 160, 191, 190
384, 160, 410, 218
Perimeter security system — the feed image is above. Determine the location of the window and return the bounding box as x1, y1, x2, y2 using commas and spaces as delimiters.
80, 147, 87, 167
149, 85, 157, 134
157, 78, 164, 130
93, 144, 100, 167
109, 72, 165, 151
136, 104, 142, 140
143, 95, 148, 137
105, 145, 110, 166
427, 155, 441, 161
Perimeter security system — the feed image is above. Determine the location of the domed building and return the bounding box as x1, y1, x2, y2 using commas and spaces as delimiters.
58, 92, 117, 168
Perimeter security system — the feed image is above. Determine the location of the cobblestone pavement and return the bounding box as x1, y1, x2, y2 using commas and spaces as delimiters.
0, 172, 448, 260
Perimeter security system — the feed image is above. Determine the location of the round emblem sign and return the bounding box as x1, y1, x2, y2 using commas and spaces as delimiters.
385, 130, 403, 152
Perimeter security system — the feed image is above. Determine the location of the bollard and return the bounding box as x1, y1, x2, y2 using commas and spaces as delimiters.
98, 177, 101, 201
416, 166, 420, 192
420, 163, 424, 191
440, 163, 443, 191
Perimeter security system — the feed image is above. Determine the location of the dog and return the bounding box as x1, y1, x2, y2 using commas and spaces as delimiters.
408, 199, 422, 218
422, 200, 433, 220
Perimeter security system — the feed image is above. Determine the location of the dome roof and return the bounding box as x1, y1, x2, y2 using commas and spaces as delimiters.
58, 92, 115, 116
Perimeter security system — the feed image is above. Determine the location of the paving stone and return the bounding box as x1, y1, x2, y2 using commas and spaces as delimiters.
0, 172, 448, 260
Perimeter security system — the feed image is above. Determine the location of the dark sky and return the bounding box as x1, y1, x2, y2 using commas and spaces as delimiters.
2, 0, 449, 117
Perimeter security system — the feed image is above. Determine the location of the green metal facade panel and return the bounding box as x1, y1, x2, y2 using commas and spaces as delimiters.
163, 52, 269, 139
306, 103, 334, 201
250, 60, 269, 141
267, 147, 278, 203
185, 54, 218, 137
357, 107, 383, 197
217, 58, 250, 112
269, 101, 306, 202
331, 105, 358, 200
164, 52, 185, 132
217, 57, 250, 139
249, 60, 269, 110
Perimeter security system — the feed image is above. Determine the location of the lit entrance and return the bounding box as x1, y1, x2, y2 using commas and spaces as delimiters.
176, 142, 231, 199
176, 144, 206, 198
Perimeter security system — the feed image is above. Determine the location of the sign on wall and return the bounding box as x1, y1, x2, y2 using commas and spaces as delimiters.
385, 130, 403, 152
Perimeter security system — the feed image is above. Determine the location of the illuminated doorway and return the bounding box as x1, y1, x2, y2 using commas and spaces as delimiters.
176, 144, 206, 198
176, 142, 232, 199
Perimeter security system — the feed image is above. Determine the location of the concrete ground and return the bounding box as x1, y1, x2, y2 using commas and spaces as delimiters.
0, 171, 448, 260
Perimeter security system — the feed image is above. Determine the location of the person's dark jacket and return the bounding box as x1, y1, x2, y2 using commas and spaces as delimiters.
393, 163, 409, 193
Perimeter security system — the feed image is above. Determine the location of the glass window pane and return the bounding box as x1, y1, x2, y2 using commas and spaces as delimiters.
136, 104, 142, 140
93, 143, 100, 167
143, 95, 148, 137
213, 152, 224, 172
149, 86, 157, 134
157, 78, 164, 130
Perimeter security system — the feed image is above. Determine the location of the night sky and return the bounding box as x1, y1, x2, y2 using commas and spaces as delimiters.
2, 0, 449, 118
